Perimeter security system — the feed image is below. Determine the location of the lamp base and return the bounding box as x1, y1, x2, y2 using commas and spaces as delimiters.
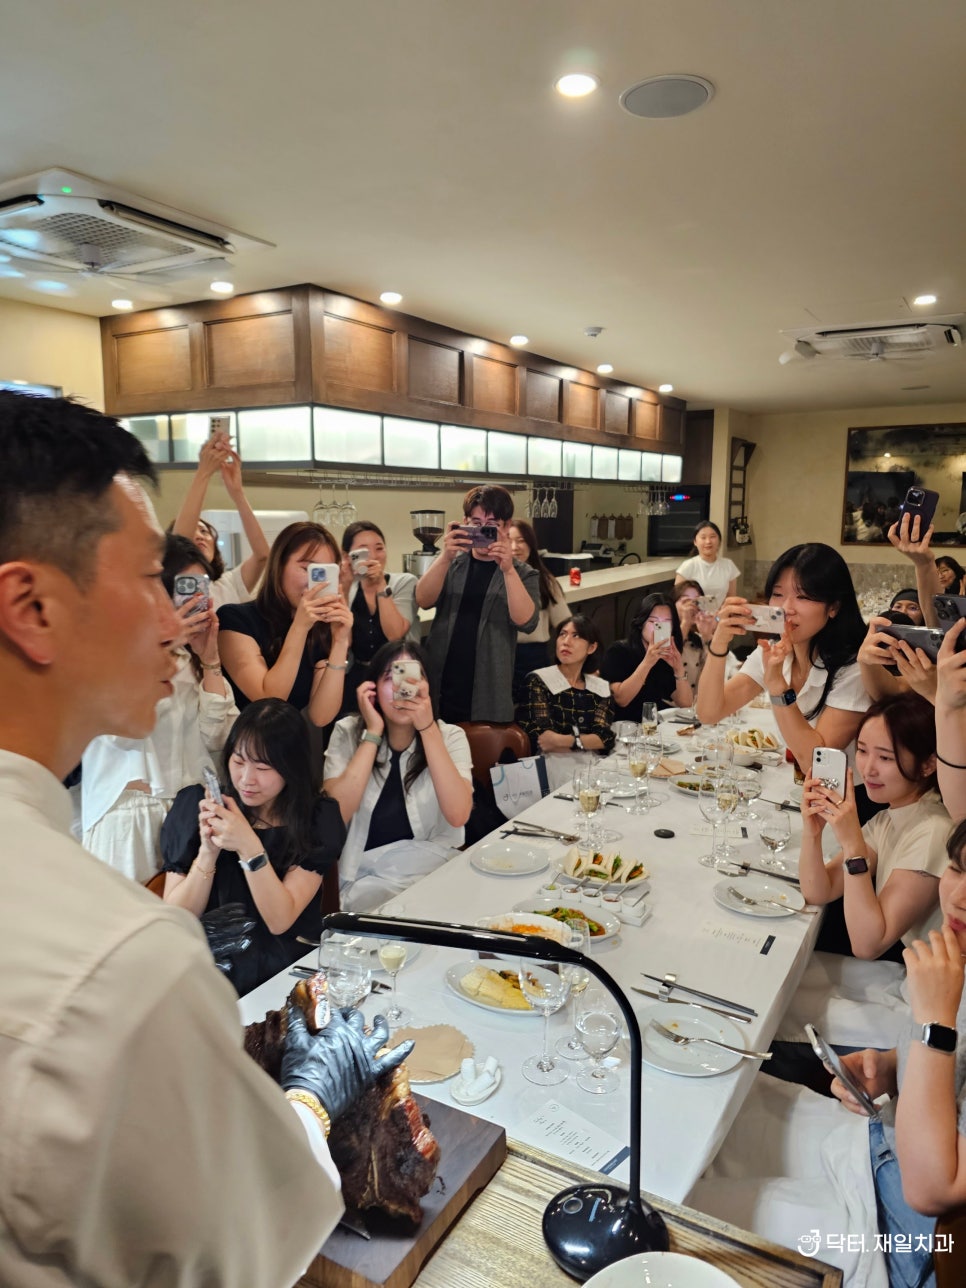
543, 1183, 669, 1281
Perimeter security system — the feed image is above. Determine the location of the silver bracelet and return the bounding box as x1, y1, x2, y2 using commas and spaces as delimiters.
325, 662, 348, 671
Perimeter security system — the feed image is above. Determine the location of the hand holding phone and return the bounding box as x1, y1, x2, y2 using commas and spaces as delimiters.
805, 1024, 880, 1118
458, 523, 498, 549
202, 765, 224, 807
745, 604, 785, 633
307, 563, 340, 593
811, 746, 847, 793
348, 547, 370, 577
652, 619, 672, 646
898, 486, 939, 537
391, 659, 423, 703
173, 573, 211, 616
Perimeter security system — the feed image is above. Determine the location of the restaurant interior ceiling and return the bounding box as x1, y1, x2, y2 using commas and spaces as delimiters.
2, 0, 966, 416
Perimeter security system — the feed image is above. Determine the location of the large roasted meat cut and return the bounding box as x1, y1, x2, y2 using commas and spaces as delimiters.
243, 978, 440, 1224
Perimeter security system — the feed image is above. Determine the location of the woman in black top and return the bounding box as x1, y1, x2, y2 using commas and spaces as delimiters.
519, 615, 615, 756
160, 699, 345, 995
599, 593, 693, 723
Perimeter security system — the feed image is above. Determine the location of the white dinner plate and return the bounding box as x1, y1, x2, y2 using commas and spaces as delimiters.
638, 1002, 744, 1077
470, 838, 550, 876
712, 876, 806, 918
584, 1250, 739, 1287
444, 962, 538, 1017
669, 775, 719, 796
659, 707, 699, 725
511, 897, 621, 943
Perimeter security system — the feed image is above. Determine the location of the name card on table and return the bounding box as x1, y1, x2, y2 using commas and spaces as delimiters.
701, 919, 775, 955
511, 1099, 630, 1179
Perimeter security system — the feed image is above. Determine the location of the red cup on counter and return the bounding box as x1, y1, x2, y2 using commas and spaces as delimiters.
569, 566, 582, 586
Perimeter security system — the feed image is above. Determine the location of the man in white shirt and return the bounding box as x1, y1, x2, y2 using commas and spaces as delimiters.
0, 391, 410, 1287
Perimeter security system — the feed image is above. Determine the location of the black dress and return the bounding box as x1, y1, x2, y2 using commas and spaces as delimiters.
160, 785, 345, 996
217, 601, 324, 712
598, 641, 677, 723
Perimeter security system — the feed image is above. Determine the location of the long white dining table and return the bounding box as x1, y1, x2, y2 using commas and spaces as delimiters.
239, 707, 823, 1209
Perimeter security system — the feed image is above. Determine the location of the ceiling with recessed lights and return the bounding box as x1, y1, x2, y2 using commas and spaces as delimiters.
1, 0, 964, 414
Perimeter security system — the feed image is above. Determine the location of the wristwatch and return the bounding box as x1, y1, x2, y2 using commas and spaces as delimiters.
238, 851, 269, 873
921, 1022, 958, 1053
770, 688, 797, 707
360, 730, 382, 747
844, 855, 870, 876
376, 586, 393, 599
572, 726, 585, 751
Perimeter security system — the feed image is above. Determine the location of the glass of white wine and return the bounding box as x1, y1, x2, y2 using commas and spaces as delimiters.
555, 917, 592, 1061
575, 988, 622, 1094
573, 762, 601, 847
518, 960, 571, 1085
626, 739, 652, 815
377, 940, 410, 1026
759, 808, 791, 871
640, 702, 659, 739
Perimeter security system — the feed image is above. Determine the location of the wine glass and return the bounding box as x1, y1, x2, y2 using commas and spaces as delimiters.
326, 942, 373, 1009
734, 768, 763, 822
640, 702, 659, 739
698, 775, 738, 868
549, 487, 558, 518
518, 959, 571, 1085
377, 940, 411, 1026
555, 917, 592, 1061
759, 808, 792, 870
575, 988, 622, 1094
573, 762, 601, 847
592, 765, 623, 844
613, 720, 638, 771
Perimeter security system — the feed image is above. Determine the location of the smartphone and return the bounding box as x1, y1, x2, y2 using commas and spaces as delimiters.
933, 594, 966, 633
458, 523, 498, 548
173, 573, 211, 615
348, 547, 370, 576
879, 622, 945, 662
391, 659, 423, 703
652, 619, 672, 646
307, 563, 340, 592
208, 414, 232, 439
898, 486, 939, 535
202, 765, 224, 807
696, 595, 717, 614
805, 1024, 880, 1118
745, 604, 785, 633
812, 746, 847, 793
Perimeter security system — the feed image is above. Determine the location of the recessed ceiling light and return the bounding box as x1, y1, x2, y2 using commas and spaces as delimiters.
883, 452, 891, 459
597, 363, 614, 375
554, 73, 599, 98
913, 293, 937, 307
658, 383, 674, 394
210, 280, 234, 295
620, 74, 714, 119
380, 291, 403, 305
509, 334, 529, 346
111, 298, 133, 311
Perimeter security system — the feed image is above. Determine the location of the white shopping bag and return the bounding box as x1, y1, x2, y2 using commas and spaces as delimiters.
489, 756, 550, 819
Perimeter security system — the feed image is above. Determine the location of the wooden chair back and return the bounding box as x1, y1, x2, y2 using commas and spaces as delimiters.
934, 1209, 966, 1285
457, 721, 530, 788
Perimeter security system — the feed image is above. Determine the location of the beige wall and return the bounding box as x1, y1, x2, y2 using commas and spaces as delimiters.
0, 298, 104, 408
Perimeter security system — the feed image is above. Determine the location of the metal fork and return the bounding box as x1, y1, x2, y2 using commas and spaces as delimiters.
649, 1019, 772, 1061
726, 886, 818, 916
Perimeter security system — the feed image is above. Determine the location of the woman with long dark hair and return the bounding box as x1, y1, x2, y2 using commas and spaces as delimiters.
671, 578, 716, 689
519, 615, 615, 762
508, 518, 571, 703
599, 592, 693, 722
323, 640, 473, 911
160, 698, 345, 995
696, 542, 869, 766
675, 520, 739, 610
936, 554, 966, 596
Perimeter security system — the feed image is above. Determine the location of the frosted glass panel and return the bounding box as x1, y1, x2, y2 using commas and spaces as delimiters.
238, 406, 311, 461
618, 449, 641, 482
592, 445, 618, 479
562, 440, 592, 478
314, 406, 382, 465
528, 436, 562, 476
384, 416, 439, 468
170, 411, 237, 463
440, 425, 487, 472
640, 452, 663, 482
488, 430, 527, 475
121, 416, 168, 463
662, 455, 683, 482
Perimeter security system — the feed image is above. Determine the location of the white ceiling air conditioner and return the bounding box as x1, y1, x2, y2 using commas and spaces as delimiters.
786, 322, 963, 363
0, 166, 271, 277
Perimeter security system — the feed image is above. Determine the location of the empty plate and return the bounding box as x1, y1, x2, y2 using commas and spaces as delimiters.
638, 1002, 743, 1077
585, 1251, 739, 1287
712, 876, 806, 918
470, 838, 550, 876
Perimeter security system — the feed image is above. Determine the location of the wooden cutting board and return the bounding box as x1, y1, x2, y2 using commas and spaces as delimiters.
298, 1095, 507, 1288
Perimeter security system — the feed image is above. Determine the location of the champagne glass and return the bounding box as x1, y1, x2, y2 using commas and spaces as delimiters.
326, 943, 373, 1009
377, 940, 411, 1026
626, 738, 651, 815
698, 775, 738, 868
734, 768, 763, 822
575, 988, 622, 1094
518, 959, 571, 1085
640, 702, 659, 739
555, 917, 592, 1060
574, 762, 601, 847
759, 808, 792, 870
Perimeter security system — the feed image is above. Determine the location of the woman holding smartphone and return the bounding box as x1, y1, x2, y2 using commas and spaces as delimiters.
671, 579, 717, 689
160, 698, 344, 995
696, 543, 869, 768
599, 592, 692, 722
339, 520, 419, 711
323, 641, 473, 911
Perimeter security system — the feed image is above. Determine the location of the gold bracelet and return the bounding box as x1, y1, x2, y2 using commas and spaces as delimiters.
200, 660, 222, 671
191, 860, 216, 878
285, 1088, 332, 1138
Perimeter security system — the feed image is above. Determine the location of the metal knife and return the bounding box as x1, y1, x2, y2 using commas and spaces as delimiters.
640, 973, 758, 1018
631, 986, 751, 1024
727, 862, 801, 887
337, 1212, 371, 1240
507, 820, 580, 843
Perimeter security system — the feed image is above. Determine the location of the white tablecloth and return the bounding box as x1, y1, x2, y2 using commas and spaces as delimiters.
240, 708, 821, 1206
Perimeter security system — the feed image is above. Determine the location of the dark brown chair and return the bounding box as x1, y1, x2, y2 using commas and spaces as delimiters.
144, 871, 166, 898
934, 1209, 966, 1286
457, 721, 531, 789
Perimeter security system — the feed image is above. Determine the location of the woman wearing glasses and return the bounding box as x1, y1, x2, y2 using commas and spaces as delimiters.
599, 593, 693, 722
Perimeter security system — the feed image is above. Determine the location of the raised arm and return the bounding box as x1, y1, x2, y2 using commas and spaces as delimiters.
888, 514, 942, 627
171, 434, 230, 540
219, 448, 269, 593
415, 524, 470, 608
935, 620, 966, 819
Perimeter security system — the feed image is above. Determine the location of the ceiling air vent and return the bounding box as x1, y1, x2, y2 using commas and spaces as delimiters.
780, 320, 963, 364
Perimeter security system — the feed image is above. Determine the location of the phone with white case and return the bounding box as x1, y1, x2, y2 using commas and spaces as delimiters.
812, 746, 847, 793
652, 619, 672, 646
307, 563, 340, 593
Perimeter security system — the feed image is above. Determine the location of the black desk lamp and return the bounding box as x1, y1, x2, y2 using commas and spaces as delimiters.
322, 911, 669, 1281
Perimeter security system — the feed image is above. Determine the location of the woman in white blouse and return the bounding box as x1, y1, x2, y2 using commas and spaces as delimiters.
323, 641, 473, 911
674, 520, 739, 611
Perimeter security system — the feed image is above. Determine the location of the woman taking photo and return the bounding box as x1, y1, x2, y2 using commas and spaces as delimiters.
218, 521, 353, 734
160, 698, 345, 995
339, 520, 419, 710
323, 641, 473, 912
507, 519, 570, 703
600, 593, 693, 722
675, 520, 739, 610
696, 543, 869, 769
935, 554, 966, 596
519, 616, 614, 784
671, 579, 716, 689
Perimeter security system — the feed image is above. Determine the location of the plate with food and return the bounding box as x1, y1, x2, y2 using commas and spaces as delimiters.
511, 898, 621, 943
445, 961, 538, 1015
712, 876, 807, 918
727, 727, 782, 766
638, 1001, 744, 1077
559, 847, 650, 888
475, 911, 572, 944
670, 775, 719, 796
470, 837, 550, 877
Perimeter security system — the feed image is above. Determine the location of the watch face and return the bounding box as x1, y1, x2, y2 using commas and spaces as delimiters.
923, 1023, 958, 1053
845, 856, 869, 875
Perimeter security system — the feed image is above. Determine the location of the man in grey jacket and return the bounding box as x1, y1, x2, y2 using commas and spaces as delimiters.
416, 484, 540, 722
